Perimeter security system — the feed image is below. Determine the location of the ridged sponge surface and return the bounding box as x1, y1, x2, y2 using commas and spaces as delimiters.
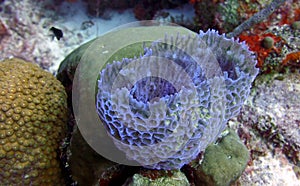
96, 30, 258, 169
0, 58, 68, 185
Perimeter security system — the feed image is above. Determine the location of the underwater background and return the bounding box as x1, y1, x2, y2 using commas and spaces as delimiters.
0, 0, 299, 185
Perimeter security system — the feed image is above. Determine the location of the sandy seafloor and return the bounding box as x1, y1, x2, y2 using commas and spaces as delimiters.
0, 0, 140, 73
0, 0, 299, 185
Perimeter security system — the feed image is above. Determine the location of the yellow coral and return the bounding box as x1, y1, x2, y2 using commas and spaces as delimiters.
0, 58, 68, 185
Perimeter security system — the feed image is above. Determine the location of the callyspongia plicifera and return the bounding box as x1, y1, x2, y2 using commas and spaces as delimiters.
93, 28, 259, 170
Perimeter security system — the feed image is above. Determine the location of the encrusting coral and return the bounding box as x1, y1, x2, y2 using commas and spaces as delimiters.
0, 58, 68, 185
192, 129, 250, 186
96, 29, 258, 170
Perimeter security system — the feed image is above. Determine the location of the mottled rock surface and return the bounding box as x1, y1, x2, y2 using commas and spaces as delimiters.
230, 71, 300, 185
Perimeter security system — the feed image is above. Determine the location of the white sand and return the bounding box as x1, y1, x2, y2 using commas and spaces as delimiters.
0, 0, 137, 73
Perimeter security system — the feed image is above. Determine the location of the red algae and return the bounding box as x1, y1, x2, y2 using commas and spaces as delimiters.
239, 33, 283, 68
282, 51, 300, 67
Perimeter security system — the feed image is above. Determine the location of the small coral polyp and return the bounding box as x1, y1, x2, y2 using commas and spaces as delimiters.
96, 30, 258, 170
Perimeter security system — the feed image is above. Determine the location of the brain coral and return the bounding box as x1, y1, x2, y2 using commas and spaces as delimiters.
0, 58, 68, 185
96, 30, 258, 170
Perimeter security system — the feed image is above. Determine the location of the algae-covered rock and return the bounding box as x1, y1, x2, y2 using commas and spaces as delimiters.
0, 58, 68, 185
68, 125, 117, 186
193, 129, 249, 186
126, 170, 189, 186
